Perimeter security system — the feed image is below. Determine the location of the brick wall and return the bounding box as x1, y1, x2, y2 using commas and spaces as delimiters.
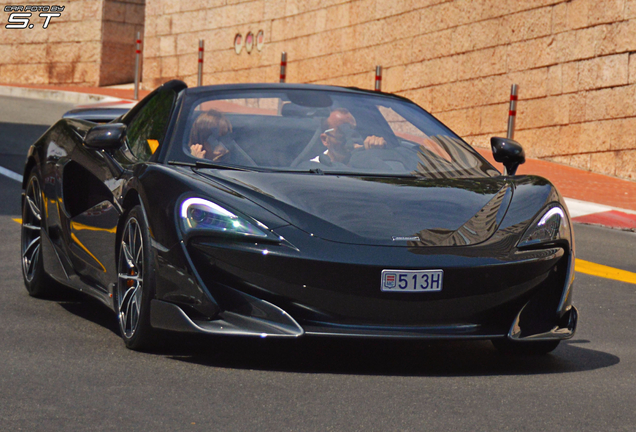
0, 0, 144, 86
143, 0, 636, 181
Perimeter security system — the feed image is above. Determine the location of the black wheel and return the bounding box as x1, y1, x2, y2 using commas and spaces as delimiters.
491, 338, 561, 356
116, 205, 156, 350
21, 168, 56, 297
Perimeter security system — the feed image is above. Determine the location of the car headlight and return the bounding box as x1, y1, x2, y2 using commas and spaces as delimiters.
518, 204, 569, 248
180, 197, 270, 239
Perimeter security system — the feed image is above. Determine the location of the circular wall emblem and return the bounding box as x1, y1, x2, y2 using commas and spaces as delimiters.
245, 32, 254, 54
256, 30, 264, 51
234, 34, 243, 54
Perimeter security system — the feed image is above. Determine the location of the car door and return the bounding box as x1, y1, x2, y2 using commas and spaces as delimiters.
39, 121, 85, 283
63, 87, 177, 295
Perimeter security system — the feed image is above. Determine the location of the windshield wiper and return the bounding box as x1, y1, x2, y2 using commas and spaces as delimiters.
280, 168, 417, 177
169, 162, 417, 177
323, 171, 417, 177
168, 160, 257, 172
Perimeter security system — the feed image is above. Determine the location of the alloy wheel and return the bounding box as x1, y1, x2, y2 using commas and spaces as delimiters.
21, 176, 43, 283
117, 217, 144, 339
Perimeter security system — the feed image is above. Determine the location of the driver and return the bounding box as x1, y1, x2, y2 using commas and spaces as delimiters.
311, 108, 386, 165
189, 109, 232, 161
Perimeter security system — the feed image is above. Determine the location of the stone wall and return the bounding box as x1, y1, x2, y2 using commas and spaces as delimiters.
0, 0, 103, 85
143, 0, 636, 181
0, 0, 144, 86
101, 0, 146, 86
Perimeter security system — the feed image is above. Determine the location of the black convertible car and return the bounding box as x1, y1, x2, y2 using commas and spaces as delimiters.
21, 80, 577, 354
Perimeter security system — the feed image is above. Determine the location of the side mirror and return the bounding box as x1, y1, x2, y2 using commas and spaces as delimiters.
490, 137, 525, 175
84, 123, 126, 150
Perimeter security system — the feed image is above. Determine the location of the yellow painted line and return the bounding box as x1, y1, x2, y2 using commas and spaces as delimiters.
576, 258, 636, 285
12, 218, 21, 224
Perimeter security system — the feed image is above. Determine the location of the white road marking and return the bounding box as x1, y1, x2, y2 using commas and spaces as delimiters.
564, 198, 636, 218
0, 166, 22, 183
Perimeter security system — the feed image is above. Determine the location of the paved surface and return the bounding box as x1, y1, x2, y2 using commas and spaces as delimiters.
0, 96, 75, 216
1, 217, 635, 431
1, 95, 636, 431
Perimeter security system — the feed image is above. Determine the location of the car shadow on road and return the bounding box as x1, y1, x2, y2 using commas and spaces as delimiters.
161, 335, 619, 377
55, 293, 121, 336
52, 295, 619, 377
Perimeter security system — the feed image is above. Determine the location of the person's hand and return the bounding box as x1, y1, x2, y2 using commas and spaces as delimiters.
190, 144, 206, 159
210, 143, 229, 161
362, 135, 386, 150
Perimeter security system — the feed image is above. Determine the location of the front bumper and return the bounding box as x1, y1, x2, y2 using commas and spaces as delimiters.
150, 300, 578, 341
150, 228, 576, 342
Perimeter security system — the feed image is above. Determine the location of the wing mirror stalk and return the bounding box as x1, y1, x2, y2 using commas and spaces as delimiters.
84, 123, 126, 150
85, 123, 127, 177
102, 151, 125, 178
491, 137, 525, 175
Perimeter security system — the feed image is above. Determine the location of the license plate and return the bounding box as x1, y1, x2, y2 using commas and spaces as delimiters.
381, 269, 443, 292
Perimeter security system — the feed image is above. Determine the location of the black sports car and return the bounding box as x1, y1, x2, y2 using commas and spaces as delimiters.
21, 80, 577, 354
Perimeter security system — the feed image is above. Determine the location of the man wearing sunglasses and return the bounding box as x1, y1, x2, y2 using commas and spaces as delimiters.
311, 108, 387, 165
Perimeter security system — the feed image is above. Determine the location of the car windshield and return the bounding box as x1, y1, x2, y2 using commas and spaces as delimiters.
173, 88, 498, 178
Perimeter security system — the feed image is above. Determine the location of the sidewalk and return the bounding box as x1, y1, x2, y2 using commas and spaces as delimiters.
2, 83, 636, 231
0, 83, 150, 103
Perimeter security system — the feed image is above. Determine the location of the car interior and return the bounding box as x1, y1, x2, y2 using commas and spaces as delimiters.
178, 94, 491, 178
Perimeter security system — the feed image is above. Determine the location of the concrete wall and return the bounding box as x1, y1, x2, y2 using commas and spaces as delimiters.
143, 0, 636, 181
0, 0, 144, 86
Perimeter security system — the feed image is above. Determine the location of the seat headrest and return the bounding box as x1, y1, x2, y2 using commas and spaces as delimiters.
281, 103, 330, 118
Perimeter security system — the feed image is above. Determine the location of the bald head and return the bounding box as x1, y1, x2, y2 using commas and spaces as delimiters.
319, 108, 359, 163
325, 108, 356, 131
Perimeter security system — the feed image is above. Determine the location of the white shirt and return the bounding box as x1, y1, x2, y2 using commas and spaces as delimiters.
310, 150, 328, 162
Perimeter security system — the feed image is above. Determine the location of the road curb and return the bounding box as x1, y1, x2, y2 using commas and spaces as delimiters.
0, 85, 119, 105
572, 211, 636, 231
564, 198, 636, 231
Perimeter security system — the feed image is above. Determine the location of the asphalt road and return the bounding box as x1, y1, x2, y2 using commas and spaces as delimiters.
0, 96, 75, 216
1, 97, 635, 431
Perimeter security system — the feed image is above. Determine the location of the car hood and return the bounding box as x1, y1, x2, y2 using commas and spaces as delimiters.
199, 171, 513, 247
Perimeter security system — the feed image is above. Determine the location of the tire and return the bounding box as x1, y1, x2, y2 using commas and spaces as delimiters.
115, 205, 156, 350
491, 338, 561, 356
21, 167, 57, 297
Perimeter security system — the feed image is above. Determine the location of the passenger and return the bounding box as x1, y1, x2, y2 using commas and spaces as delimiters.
189, 109, 232, 161
311, 108, 386, 165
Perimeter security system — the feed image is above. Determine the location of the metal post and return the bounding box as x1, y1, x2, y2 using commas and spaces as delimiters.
375, 65, 382, 92
134, 31, 141, 100
197, 40, 204, 87
279, 52, 287, 83
507, 84, 518, 139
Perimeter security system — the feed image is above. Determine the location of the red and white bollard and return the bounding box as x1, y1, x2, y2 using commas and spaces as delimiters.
197, 40, 204, 87
507, 84, 518, 139
134, 31, 142, 100
375, 65, 382, 92
279, 52, 287, 83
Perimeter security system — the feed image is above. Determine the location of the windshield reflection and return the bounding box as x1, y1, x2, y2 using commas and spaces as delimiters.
175, 89, 498, 178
